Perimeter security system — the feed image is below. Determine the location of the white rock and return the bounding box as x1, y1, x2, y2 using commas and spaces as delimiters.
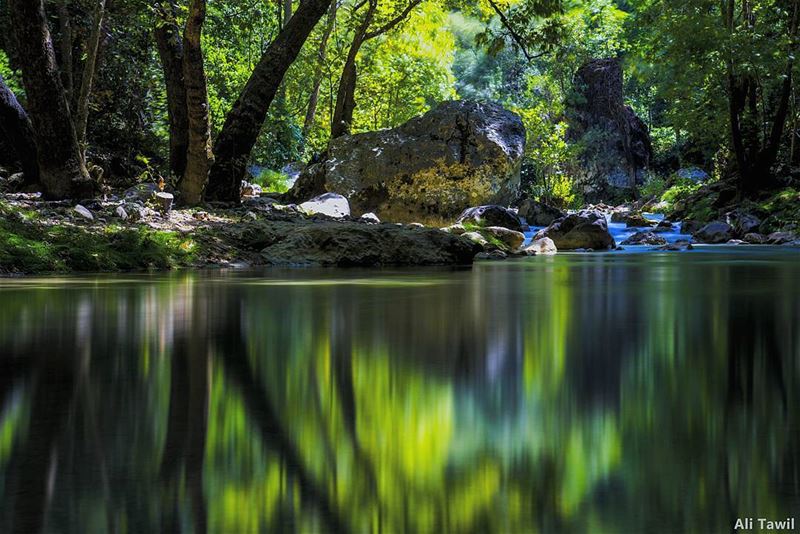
360, 212, 381, 224
299, 193, 350, 218
74, 204, 94, 221
524, 237, 558, 255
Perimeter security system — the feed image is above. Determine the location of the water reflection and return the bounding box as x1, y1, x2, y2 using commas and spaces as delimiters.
1, 250, 799, 532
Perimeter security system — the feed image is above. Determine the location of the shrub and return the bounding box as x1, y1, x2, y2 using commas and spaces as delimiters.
252, 169, 290, 193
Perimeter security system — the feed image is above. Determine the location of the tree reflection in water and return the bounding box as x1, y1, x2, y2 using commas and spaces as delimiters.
0, 251, 799, 533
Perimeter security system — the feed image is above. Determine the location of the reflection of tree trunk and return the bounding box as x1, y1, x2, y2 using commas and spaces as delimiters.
8, 361, 76, 534
159, 336, 209, 534
217, 309, 348, 534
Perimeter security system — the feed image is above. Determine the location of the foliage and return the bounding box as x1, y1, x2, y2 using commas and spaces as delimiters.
252, 168, 290, 193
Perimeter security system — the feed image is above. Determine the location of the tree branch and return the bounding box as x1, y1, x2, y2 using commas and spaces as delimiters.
485, 0, 538, 61
364, 0, 423, 40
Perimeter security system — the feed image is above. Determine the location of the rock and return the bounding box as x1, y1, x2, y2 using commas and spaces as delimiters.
534, 210, 615, 250
625, 213, 654, 228
456, 205, 524, 232
193, 211, 210, 221
241, 182, 263, 198
407, 222, 425, 228
693, 221, 734, 244
462, 231, 489, 247
154, 192, 174, 213
481, 226, 525, 251
654, 220, 674, 232
123, 183, 159, 202
523, 237, 558, 255
680, 220, 704, 235
73, 204, 93, 221
516, 199, 565, 227
767, 231, 798, 245
242, 196, 279, 210
657, 240, 694, 251
125, 203, 157, 222
299, 193, 350, 218
475, 250, 508, 261
725, 210, 761, 236
360, 212, 380, 224
441, 223, 467, 235
115, 205, 129, 221
676, 167, 709, 182
244, 211, 258, 221
727, 239, 746, 245
566, 58, 652, 201
621, 231, 667, 246
288, 100, 525, 223
259, 222, 481, 266
743, 233, 767, 244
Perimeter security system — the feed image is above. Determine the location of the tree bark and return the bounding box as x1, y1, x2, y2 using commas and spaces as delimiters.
155, 0, 189, 181
75, 0, 107, 156
330, 0, 421, 139
0, 74, 40, 183
180, 0, 212, 205
205, 0, 333, 202
302, 1, 337, 139
58, 0, 74, 104
8, 0, 90, 199
331, 0, 377, 139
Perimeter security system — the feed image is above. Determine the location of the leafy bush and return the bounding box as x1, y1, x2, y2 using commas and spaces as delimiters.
252, 169, 290, 193
660, 178, 701, 206
640, 174, 668, 200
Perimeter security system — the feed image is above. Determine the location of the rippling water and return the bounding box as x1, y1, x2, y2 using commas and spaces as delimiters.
1, 249, 799, 533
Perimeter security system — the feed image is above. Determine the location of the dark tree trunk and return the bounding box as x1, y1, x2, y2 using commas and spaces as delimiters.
8, 0, 91, 199
57, 0, 74, 103
180, 0, 212, 205
205, 0, 332, 202
0, 75, 40, 183
302, 1, 337, 139
155, 0, 189, 180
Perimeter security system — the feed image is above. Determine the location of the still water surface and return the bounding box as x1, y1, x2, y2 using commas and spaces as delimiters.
1, 249, 799, 533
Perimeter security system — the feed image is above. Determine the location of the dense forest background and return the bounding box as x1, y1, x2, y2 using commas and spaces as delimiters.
0, 0, 799, 209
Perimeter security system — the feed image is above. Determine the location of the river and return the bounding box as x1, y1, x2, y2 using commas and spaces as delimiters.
1, 248, 799, 532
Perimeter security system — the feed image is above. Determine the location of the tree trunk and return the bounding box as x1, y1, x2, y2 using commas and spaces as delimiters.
75, 0, 108, 156
205, 0, 332, 202
0, 75, 40, 183
155, 0, 189, 180
8, 0, 90, 199
302, 1, 337, 139
180, 0, 212, 205
58, 0, 74, 104
330, 2, 376, 139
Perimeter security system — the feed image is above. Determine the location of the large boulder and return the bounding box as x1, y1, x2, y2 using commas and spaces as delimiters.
258, 222, 481, 266
693, 221, 734, 244
534, 210, 615, 250
288, 100, 526, 224
566, 59, 652, 202
456, 205, 524, 232
516, 199, 565, 227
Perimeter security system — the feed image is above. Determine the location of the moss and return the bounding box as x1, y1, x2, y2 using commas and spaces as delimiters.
460, 222, 510, 251
755, 188, 800, 232
0, 202, 195, 274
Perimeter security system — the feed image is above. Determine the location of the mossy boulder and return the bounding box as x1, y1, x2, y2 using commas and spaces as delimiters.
288, 100, 525, 224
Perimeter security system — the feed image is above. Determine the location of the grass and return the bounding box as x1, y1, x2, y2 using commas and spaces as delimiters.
0, 202, 196, 274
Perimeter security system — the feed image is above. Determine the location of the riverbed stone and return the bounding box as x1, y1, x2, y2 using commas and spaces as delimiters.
767, 231, 797, 245
462, 231, 489, 247
657, 240, 694, 251
360, 212, 380, 224
475, 250, 508, 261
73, 204, 93, 221
456, 205, 524, 232
523, 237, 558, 255
481, 226, 526, 251
680, 220, 704, 235
534, 210, 615, 250
743, 232, 767, 244
258, 221, 481, 266
621, 231, 667, 246
725, 209, 761, 237
693, 221, 734, 244
299, 193, 350, 218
